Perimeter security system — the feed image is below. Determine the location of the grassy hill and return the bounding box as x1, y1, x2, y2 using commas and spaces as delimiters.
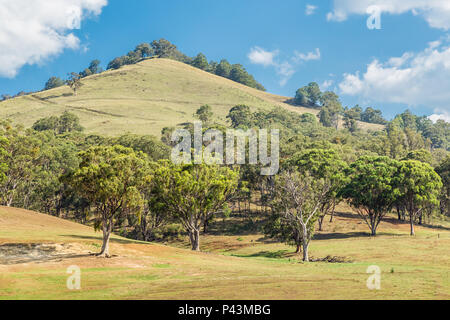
0, 58, 384, 137
1, 205, 449, 300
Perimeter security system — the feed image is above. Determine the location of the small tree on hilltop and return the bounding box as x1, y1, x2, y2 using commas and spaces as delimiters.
66, 146, 149, 257
66, 72, 83, 96
45, 76, 65, 90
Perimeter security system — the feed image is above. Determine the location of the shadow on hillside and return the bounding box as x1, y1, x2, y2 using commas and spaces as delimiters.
419, 223, 450, 232
313, 232, 371, 240
60, 234, 149, 245
338, 210, 450, 232
232, 250, 291, 259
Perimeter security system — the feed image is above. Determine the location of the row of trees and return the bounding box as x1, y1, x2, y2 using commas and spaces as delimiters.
264, 148, 442, 261
294, 82, 388, 129
106, 39, 266, 91
0, 104, 447, 261
44, 60, 103, 91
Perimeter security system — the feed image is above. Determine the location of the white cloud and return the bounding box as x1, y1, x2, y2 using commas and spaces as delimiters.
327, 0, 450, 30
305, 5, 318, 16
276, 62, 296, 86
293, 48, 321, 63
0, 0, 108, 78
248, 47, 279, 67
339, 40, 450, 111
429, 112, 450, 123
320, 80, 334, 91
248, 47, 321, 86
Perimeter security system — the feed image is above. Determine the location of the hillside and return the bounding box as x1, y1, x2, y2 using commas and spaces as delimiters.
1, 205, 449, 300
0, 58, 384, 137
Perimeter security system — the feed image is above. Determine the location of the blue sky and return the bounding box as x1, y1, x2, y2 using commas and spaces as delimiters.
1, 0, 449, 121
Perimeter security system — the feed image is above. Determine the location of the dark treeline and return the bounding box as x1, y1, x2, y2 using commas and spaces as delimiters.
0, 102, 448, 260
105, 39, 266, 91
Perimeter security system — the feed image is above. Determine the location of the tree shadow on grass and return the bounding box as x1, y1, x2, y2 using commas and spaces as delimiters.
60, 234, 150, 245
231, 250, 291, 259
313, 232, 404, 240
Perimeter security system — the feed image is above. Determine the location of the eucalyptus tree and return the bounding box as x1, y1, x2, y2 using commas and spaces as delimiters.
67, 146, 149, 257
66, 72, 83, 96
151, 161, 239, 251
272, 170, 331, 261
396, 160, 443, 235
292, 148, 348, 231
341, 156, 400, 236
0, 121, 40, 207
436, 156, 450, 216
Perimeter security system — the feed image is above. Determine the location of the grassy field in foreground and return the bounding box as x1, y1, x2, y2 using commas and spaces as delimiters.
0, 59, 384, 137
0, 205, 449, 300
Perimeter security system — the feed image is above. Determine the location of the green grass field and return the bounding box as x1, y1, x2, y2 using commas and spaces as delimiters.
0, 58, 384, 137
1, 205, 448, 300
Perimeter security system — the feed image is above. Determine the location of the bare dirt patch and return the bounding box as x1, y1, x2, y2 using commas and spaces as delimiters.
0, 243, 92, 265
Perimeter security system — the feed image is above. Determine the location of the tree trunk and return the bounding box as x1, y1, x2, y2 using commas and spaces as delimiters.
371, 223, 377, 236
302, 241, 309, 262
203, 219, 209, 234
318, 216, 324, 231
301, 225, 310, 262
98, 218, 112, 258
6, 195, 13, 207
189, 229, 201, 251
329, 200, 336, 223
410, 215, 415, 236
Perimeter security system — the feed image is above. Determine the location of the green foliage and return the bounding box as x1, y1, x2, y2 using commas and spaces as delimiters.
361, 107, 387, 125
80, 60, 102, 78
271, 170, 330, 261
32, 112, 84, 134
66, 145, 149, 256
436, 156, 450, 216
114, 134, 170, 161
151, 39, 187, 61
66, 72, 83, 96
391, 110, 449, 150
151, 161, 239, 251
341, 156, 400, 235
44, 77, 65, 90
395, 160, 443, 235
0, 121, 41, 207
194, 105, 214, 124
104, 40, 265, 90
227, 105, 252, 128
191, 53, 210, 71
215, 59, 232, 78
403, 149, 433, 165
0, 136, 8, 184
229, 64, 266, 91
294, 82, 322, 106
